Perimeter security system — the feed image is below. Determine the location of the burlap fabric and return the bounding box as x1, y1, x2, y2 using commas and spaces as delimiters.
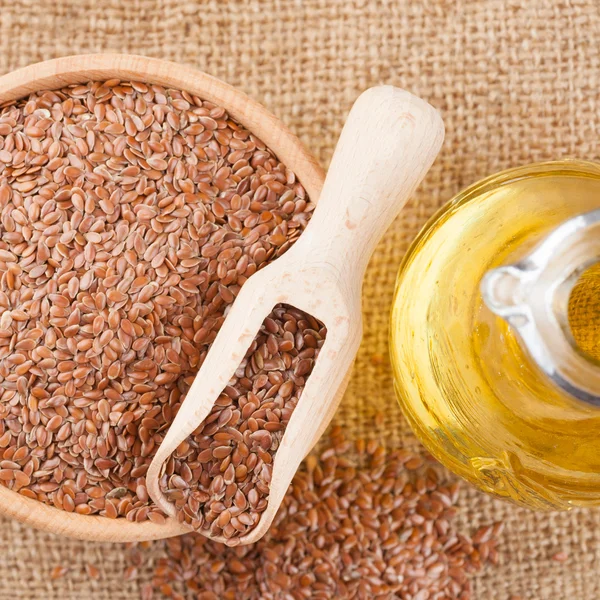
0, 0, 599, 598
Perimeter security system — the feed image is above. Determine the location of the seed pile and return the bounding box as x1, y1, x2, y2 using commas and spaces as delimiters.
129, 428, 502, 600
160, 304, 325, 539
0, 80, 316, 531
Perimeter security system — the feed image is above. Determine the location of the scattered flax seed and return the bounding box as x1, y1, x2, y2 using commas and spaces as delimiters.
50, 565, 69, 580
85, 563, 100, 580
123, 565, 138, 581
552, 551, 569, 562
129, 428, 502, 600
0, 80, 316, 538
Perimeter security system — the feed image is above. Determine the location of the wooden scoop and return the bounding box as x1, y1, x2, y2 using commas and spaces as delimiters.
146, 85, 444, 545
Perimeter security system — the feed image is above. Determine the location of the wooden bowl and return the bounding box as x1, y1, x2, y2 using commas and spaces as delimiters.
0, 54, 325, 542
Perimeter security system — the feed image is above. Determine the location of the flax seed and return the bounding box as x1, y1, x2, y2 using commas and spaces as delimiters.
130, 428, 502, 600
0, 80, 315, 536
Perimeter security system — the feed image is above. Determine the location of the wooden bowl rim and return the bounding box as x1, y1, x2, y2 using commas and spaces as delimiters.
0, 53, 325, 542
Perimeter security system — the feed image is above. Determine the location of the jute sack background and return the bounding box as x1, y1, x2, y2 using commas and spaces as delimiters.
0, 0, 599, 598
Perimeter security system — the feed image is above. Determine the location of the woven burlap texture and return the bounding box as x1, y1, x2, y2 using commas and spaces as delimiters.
1, 0, 600, 598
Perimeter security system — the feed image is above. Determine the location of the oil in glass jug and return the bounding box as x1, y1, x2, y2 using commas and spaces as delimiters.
391, 160, 600, 510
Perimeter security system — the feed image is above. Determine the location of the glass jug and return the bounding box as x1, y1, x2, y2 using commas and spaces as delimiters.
391, 160, 600, 510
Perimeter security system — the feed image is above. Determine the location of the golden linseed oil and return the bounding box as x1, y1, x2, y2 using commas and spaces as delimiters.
391, 161, 600, 509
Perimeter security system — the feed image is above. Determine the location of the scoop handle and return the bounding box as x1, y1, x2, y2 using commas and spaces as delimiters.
291, 86, 444, 278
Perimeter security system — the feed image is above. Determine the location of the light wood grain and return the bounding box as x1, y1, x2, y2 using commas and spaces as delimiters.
146, 86, 445, 545
0, 54, 325, 542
